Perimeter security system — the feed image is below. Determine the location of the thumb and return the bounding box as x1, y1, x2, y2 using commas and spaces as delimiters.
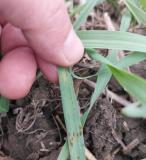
0, 0, 84, 66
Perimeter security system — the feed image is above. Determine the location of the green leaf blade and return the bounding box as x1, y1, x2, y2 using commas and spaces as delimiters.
58, 67, 85, 160
78, 31, 146, 52
108, 65, 146, 105
124, 0, 146, 24
122, 103, 146, 118
0, 97, 9, 113
74, 0, 105, 30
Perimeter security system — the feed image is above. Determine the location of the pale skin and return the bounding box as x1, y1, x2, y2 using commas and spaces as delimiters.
0, 0, 84, 99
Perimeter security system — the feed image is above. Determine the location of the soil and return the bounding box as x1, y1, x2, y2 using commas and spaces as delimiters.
1, 1, 146, 160
85, 98, 146, 160
1, 73, 146, 160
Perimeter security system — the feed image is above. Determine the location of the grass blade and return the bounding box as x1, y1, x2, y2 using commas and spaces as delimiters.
85, 10, 132, 111
86, 50, 146, 106
117, 52, 146, 68
85, 49, 115, 110
58, 67, 85, 160
124, 0, 146, 24
58, 0, 105, 159
70, 4, 85, 17
140, 0, 146, 11
120, 10, 131, 31
57, 141, 68, 160
122, 103, 146, 118
58, 10, 132, 160
87, 50, 146, 71
0, 97, 9, 113
74, 0, 105, 30
78, 30, 146, 52
109, 65, 146, 104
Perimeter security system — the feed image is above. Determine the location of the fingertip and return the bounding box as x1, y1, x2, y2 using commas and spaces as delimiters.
32, 28, 84, 67
1, 23, 28, 54
37, 57, 58, 83
0, 47, 37, 99
60, 29, 84, 66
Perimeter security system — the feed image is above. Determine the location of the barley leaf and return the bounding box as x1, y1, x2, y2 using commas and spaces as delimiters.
0, 97, 9, 113
124, 0, 146, 24
122, 103, 146, 118
109, 65, 146, 104
117, 52, 146, 68
140, 0, 146, 11
58, 0, 104, 159
84, 10, 132, 118
120, 10, 131, 31
86, 50, 146, 106
58, 67, 85, 160
78, 30, 146, 52
74, 0, 105, 30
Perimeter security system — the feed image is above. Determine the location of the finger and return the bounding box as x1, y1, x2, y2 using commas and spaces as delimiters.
0, 0, 84, 66
1, 23, 37, 99
1, 23, 28, 54
37, 57, 58, 83
0, 16, 7, 26
1, 23, 59, 83
0, 47, 37, 99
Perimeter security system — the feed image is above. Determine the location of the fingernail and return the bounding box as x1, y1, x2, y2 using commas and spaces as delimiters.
62, 29, 84, 65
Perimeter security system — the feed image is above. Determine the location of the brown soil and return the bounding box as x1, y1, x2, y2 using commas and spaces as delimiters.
85, 98, 146, 160
1, 1, 146, 160
1, 71, 146, 160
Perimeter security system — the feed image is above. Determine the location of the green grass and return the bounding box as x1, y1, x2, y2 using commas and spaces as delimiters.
58, 67, 85, 160
1, 1, 146, 159
58, 1, 146, 159
0, 96, 9, 113
124, 0, 146, 24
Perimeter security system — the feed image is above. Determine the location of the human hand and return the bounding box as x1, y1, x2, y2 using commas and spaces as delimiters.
0, 0, 84, 99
